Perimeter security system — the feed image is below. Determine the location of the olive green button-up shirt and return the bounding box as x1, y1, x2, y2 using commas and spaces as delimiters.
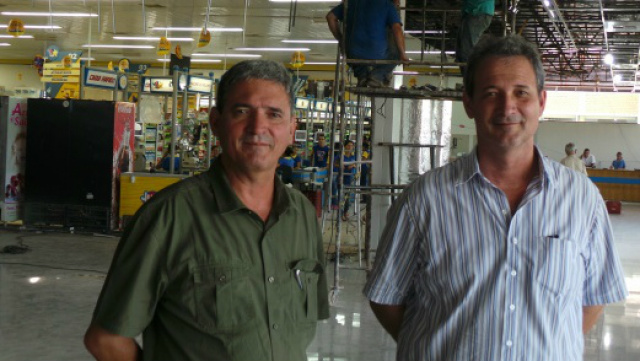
92, 159, 330, 361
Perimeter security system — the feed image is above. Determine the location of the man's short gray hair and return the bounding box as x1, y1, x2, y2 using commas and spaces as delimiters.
215, 60, 294, 113
565, 142, 576, 156
464, 34, 545, 98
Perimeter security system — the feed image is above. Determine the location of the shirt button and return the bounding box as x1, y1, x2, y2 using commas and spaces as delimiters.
512, 237, 518, 245
272, 323, 279, 330
219, 275, 226, 282
511, 270, 517, 277
268, 276, 275, 283
510, 304, 515, 311
502, 209, 507, 215
506, 340, 513, 347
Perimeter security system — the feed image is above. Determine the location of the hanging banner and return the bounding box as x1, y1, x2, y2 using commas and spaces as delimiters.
84, 68, 118, 89
188, 76, 214, 94
149, 77, 174, 93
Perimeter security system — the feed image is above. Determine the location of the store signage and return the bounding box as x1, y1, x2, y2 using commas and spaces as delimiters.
84, 68, 118, 89
149, 77, 174, 93
44, 62, 81, 70
142, 77, 151, 92
187, 76, 213, 93
43, 68, 81, 76
41, 75, 80, 83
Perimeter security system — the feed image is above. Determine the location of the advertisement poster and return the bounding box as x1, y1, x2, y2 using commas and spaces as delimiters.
1, 97, 28, 221
111, 102, 135, 229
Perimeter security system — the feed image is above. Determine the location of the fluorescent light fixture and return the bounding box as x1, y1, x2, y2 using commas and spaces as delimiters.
157, 59, 222, 63
113, 36, 194, 42
0, 35, 34, 39
83, 44, 155, 49
0, 43, 10, 46
392, 71, 419, 75
151, 27, 243, 32
191, 53, 262, 58
405, 30, 447, 34
1, 11, 97, 17
406, 50, 455, 55
543, 0, 551, 6
282, 39, 338, 44
235, 47, 310, 52
427, 65, 458, 69
304, 62, 335, 65
604, 53, 614, 65
0, 25, 61, 29
270, 0, 340, 2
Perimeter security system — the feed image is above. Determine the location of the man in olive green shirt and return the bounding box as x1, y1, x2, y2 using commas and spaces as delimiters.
84, 60, 330, 361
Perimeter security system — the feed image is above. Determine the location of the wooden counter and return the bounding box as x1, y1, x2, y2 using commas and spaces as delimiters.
587, 169, 640, 202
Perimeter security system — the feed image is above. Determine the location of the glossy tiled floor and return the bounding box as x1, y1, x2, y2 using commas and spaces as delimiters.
0, 203, 639, 361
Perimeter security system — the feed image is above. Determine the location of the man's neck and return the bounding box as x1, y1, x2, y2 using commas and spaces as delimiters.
477, 145, 539, 212
221, 157, 275, 222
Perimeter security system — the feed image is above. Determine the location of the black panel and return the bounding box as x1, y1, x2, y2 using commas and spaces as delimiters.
25, 99, 115, 212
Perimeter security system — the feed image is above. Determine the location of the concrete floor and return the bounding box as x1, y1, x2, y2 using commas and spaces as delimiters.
1, 203, 639, 361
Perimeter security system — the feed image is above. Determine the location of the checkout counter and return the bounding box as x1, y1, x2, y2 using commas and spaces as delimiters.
587, 168, 640, 202
119, 172, 189, 228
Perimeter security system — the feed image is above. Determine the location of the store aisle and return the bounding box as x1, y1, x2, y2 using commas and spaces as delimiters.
1, 203, 640, 361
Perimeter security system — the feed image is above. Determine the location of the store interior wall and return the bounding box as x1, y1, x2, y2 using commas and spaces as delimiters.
0, 64, 43, 93
537, 122, 640, 169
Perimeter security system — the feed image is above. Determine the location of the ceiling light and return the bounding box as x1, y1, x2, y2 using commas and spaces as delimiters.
282, 39, 338, 44
543, 0, 550, 6
0, 25, 61, 29
404, 30, 447, 34
0, 43, 10, 46
270, 0, 340, 2
83, 44, 155, 49
113, 36, 194, 42
191, 53, 262, 58
151, 27, 243, 32
392, 71, 419, 75
604, 53, 614, 65
1, 11, 97, 17
157, 59, 222, 63
0, 35, 34, 39
235, 47, 310, 52
304, 62, 335, 65
406, 50, 455, 55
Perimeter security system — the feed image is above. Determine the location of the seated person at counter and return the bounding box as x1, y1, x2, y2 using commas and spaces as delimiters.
610, 151, 626, 170
580, 148, 597, 168
312, 133, 330, 168
291, 144, 303, 169
278, 146, 297, 168
156, 145, 181, 172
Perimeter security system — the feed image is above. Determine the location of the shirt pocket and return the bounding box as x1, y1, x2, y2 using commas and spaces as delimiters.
533, 236, 580, 298
289, 259, 323, 322
192, 263, 254, 332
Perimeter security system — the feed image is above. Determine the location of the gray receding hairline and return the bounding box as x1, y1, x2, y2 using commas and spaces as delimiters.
565, 142, 576, 155
215, 59, 295, 113
463, 34, 546, 98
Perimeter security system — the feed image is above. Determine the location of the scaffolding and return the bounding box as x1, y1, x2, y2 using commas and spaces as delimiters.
325, 0, 518, 304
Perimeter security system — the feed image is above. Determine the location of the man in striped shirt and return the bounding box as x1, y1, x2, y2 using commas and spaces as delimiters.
364, 35, 628, 361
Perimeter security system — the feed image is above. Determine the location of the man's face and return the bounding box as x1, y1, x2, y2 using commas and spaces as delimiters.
344, 142, 354, 154
463, 55, 546, 153
317, 135, 326, 147
211, 79, 295, 174
617, 153, 623, 160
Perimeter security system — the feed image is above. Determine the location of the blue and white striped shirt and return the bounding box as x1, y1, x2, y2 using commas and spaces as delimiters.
364, 147, 628, 361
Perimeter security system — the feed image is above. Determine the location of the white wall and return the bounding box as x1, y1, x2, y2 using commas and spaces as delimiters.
0, 64, 43, 92
537, 122, 640, 169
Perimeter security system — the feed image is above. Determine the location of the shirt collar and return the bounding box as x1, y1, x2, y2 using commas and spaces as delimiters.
456, 145, 555, 189
206, 157, 298, 217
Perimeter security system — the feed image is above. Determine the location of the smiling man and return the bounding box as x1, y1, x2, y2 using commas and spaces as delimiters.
84, 60, 329, 361
364, 35, 628, 361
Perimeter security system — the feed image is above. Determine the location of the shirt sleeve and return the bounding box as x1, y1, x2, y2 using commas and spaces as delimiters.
331, 4, 344, 21
386, 3, 403, 26
363, 188, 423, 305
91, 204, 169, 337
582, 192, 628, 306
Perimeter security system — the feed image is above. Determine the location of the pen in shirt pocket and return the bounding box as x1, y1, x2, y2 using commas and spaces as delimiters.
294, 269, 304, 290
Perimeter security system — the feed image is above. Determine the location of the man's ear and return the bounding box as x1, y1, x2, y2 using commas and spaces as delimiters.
210, 107, 220, 137
461, 91, 475, 120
